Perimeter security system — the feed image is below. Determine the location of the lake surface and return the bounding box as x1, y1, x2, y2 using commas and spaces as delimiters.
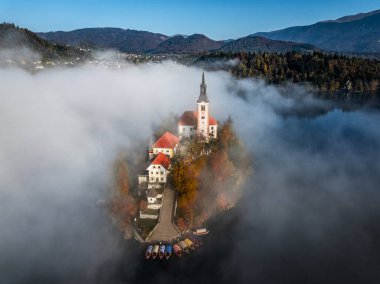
2, 106, 380, 284
94, 108, 380, 284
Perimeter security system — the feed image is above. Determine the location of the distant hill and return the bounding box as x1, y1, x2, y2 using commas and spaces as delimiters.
0, 23, 88, 62
254, 9, 380, 53
39, 28, 169, 53
218, 35, 316, 53
150, 34, 225, 54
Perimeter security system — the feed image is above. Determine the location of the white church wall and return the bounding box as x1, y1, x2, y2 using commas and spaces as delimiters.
179, 125, 195, 139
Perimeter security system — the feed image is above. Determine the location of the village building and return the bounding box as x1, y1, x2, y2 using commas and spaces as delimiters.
151, 131, 179, 158
147, 152, 171, 184
178, 73, 218, 142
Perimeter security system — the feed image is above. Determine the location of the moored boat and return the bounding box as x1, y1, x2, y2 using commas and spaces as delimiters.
184, 238, 195, 250
179, 241, 190, 253
145, 245, 153, 259
152, 244, 159, 259
193, 228, 209, 235
173, 244, 182, 258
159, 244, 165, 259
190, 234, 203, 245
188, 235, 200, 247
165, 244, 172, 259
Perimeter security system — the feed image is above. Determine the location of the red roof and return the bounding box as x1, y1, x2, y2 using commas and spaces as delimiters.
178, 110, 217, 126
178, 111, 197, 126
153, 132, 179, 149
209, 116, 217, 125
151, 152, 171, 169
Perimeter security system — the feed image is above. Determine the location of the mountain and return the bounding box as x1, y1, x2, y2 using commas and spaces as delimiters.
0, 23, 88, 62
150, 34, 225, 54
39, 28, 169, 53
218, 35, 316, 53
254, 9, 380, 53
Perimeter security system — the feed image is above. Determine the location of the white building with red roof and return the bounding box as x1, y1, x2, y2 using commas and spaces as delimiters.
152, 131, 179, 158
178, 72, 218, 142
146, 152, 171, 184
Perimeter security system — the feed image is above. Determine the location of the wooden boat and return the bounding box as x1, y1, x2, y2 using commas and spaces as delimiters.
159, 244, 165, 259
145, 245, 153, 259
152, 244, 159, 259
190, 234, 203, 245
184, 238, 195, 250
193, 228, 209, 235
165, 244, 172, 259
179, 241, 190, 253
187, 235, 200, 248
173, 244, 182, 258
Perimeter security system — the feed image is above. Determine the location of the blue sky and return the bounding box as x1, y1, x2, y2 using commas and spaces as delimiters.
0, 0, 378, 39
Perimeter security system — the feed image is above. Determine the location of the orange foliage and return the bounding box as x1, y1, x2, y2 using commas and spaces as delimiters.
115, 158, 129, 196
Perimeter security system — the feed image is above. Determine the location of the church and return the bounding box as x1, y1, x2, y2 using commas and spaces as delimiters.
178, 72, 218, 142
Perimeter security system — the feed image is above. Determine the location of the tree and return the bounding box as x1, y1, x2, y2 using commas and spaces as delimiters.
115, 157, 129, 196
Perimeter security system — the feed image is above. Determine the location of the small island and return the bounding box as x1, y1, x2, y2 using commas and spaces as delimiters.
108, 72, 250, 258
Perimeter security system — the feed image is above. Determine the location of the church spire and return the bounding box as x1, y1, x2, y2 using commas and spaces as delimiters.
198, 72, 209, 103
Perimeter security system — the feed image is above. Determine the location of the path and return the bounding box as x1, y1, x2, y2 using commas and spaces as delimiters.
146, 185, 180, 242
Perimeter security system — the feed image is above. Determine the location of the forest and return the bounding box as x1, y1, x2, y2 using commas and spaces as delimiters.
171, 117, 250, 232
196, 51, 380, 94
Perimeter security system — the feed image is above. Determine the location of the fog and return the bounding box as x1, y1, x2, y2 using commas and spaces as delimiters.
0, 62, 379, 284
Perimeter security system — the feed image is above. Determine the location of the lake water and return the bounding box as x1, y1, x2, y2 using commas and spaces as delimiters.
2, 105, 380, 284
94, 107, 380, 284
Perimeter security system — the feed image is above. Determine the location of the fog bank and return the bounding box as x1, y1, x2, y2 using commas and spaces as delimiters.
1, 62, 380, 284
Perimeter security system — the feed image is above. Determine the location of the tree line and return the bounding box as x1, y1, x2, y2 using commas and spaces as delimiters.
197, 51, 380, 94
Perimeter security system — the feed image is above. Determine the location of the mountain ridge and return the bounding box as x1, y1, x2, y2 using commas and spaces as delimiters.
254, 10, 380, 53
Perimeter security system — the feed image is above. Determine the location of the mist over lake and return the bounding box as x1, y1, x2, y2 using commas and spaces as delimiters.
0, 66, 379, 284
96, 108, 380, 284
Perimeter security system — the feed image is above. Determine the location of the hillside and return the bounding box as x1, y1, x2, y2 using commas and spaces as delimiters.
196, 51, 380, 94
39, 28, 169, 53
254, 10, 380, 53
0, 23, 89, 63
218, 35, 316, 53
150, 34, 224, 54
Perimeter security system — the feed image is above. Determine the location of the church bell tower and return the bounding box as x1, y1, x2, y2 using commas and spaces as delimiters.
196, 72, 210, 141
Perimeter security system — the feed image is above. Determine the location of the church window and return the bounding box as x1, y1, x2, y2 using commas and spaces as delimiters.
201, 105, 205, 111
156, 171, 159, 174
166, 150, 169, 153
211, 126, 214, 130
183, 127, 185, 131
161, 178, 164, 181
201, 116, 205, 119
150, 171, 153, 174
161, 171, 164, 175
153, 166, 156, 169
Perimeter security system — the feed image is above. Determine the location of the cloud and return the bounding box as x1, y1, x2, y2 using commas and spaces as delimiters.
0, 61, 379, 284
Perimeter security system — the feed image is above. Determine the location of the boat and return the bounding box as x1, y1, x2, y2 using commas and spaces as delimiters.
165, 244, 172, 259
193, 228, 209, 235
184, 238, 195, 250
145, 245, 153, 259
190, 234, 203, 245
179, 241, 190, 253
187, 235, 200, 247
152, 244, 159, 259
173, 244, 182, 258
159, 244, 165, 259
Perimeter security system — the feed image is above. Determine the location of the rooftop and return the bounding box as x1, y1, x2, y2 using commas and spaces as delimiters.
151, 152, 171, 169
153, 131, 179, 149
